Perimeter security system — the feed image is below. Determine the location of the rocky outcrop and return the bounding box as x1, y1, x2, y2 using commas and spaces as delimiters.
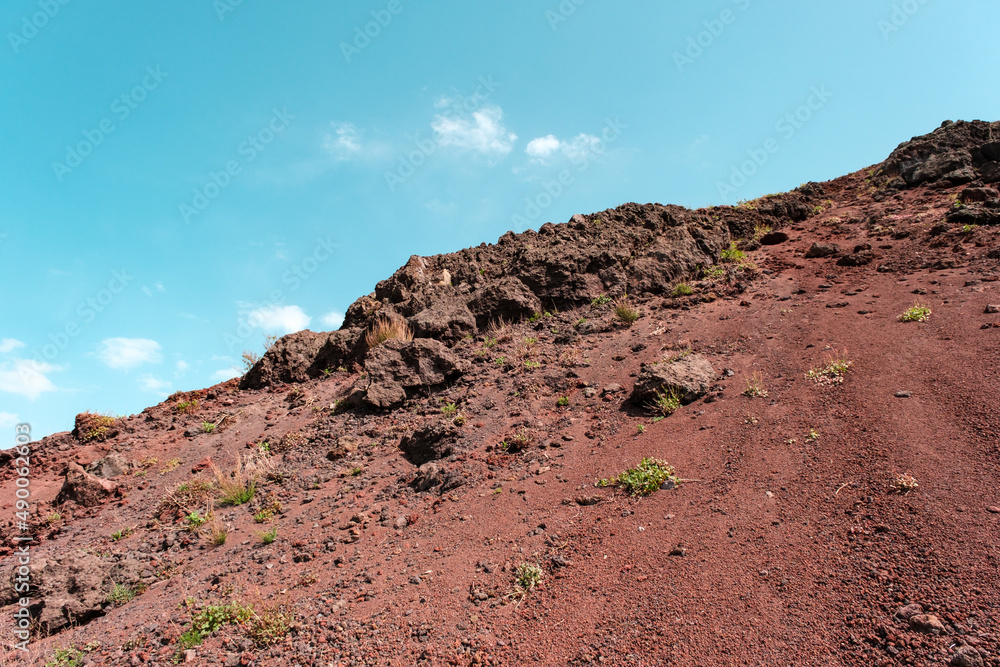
84, 453, 129, 479
240, 328, 361, 389
399, 422, 463, 465
352, 339, 467, 409
57, 463, 119, 507
880, 120, 1000, 189
631, 353, 716, 404
2, 551, 143, 632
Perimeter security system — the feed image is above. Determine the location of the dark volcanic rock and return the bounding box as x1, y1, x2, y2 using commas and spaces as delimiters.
84, 453, 129, 479
805, 243, 840, 258
241, 328, 361, 390
57, 463, 119, 507
880, 120, 1000, 188
355, 338, 467, 409
631, 353, 716, 404
399, 423, 462, 466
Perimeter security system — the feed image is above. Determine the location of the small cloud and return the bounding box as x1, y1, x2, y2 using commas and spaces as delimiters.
98, 338, 163, 370
0, 338, 25, 354
0, 359, 61, 399
432, 104, 517, 158
524, 133, 602, 164
142, 282, 166, 298
0, 411, 20, 428
246, 305, 311, 334
320, 310, 345, 329
526, 135, 561, 159
323, 122, 362, 161
138, 375, 172, 396
211, 368, 241, 382
175, 360, 189, 373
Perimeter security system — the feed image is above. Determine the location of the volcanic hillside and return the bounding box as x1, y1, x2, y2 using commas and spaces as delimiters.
3, 120, 1000, 666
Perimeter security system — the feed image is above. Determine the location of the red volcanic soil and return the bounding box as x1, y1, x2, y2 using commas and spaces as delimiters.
2, 121, 1000, 666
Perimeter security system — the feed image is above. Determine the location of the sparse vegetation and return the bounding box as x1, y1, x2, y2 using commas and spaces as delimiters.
45, 647, 85, 667
174, 399, 199, 414
806, 428, 820, 441
590, 294, 612, 307
613, 295, 640, 325
671, 283, 694, 297
511, 563, 542, 601
892, 472, 919, 494
719, 242, 744, 263
898, 303, 932, 322
743, 372, 768, 398
107, 581, 138, 606
200, 421, 216, 433
556, 396, 569, 407
441, 402, 457, 416
211, 452, 272, 506
598, 457, 678, 496
364, 316, 414, 348
45, 511, 61, 525
207, 519, 228, 546
185, 511, 207, 532
636, 424, 646, 434
806, 351, 853, 385
80, 414, 116, 443
453, 413, 466, 426
110, 526, 134, 541
257, 526, 278, 544
645, 386, 682, 416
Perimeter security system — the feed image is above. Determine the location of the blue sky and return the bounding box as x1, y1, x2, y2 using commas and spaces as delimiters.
2, 0, 998, 440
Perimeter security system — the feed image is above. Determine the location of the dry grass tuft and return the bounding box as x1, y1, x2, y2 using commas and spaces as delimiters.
365, 316, 414, 348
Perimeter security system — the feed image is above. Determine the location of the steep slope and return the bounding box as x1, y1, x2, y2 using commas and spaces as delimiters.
2, 120, 1000, 667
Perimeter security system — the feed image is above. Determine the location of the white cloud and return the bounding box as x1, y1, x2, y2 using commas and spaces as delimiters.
0, 412, 20, 428
323, 122, 362, 160
175, 360, 189, 373
526, 135, 561, 159
138, 375, 172, 396
98, 338, 163, 370
0, 359, 60, 399
246, 305, 311, 334
0, 338, 25, 354
211, 368, 241, 382
320, 310, 345, 329
524, 133, 602, 165
432, 104, 517, 158
142, 282, 165, 298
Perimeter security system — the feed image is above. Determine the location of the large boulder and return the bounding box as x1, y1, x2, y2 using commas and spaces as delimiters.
399, 423, 463, 466
409, 299, 477, 342
880, 120, 1000, 189
84, 453, 129, 479
240, 328, 361, 389
2, 551, 144, 632
466, 277, 541, 328
355, 339, 467, 409
57, 463, 119, 507
631, 353, 716, 404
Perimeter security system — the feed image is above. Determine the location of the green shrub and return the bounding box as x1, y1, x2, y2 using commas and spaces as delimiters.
671, 283, 694, 297
645, 387, 682, 416
898, 303, 931, 322
598, 458, 678, 496
719, 242, 744, 263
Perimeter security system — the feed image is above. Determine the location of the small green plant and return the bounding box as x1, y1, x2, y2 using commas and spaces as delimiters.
200, 421, 216, 433
186, 511, 207, 531
590, 294, 612, 307
160, 458, 180, 474
211, 454, 270, 506
321, 367, 334, 376
45, 511, 61, 525
671, 283, 694, 297
524, 360, 540, 370
177, 602, 251, 650
960, 223, 978, 234
512, 563, 543, 600
806, 428, 820, 441
453, 413, 466, 426
80, 414, 116, 443
110, 526, 134, 541
207, 520, 228, 546
719, 242, 744, 263
529, 312, 543, 323
174, 399, 199, 414
663, 347, 692, 363
898, 303, 931, 322
45, 647, 84, 667
441, 402, 457, 416
806, 350, 853, 385
257, 526, 278, 544
645, 386, 682, 416
107, 581, 137, 606
494, 356, 507, 366
613, 295, 640, 325
636, 424, 646, 434
743, 372, 768, 398
556, 396, 569, 407
349, 466, 364, 477
597, 457, 678, 496
702, 264, 726, 279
